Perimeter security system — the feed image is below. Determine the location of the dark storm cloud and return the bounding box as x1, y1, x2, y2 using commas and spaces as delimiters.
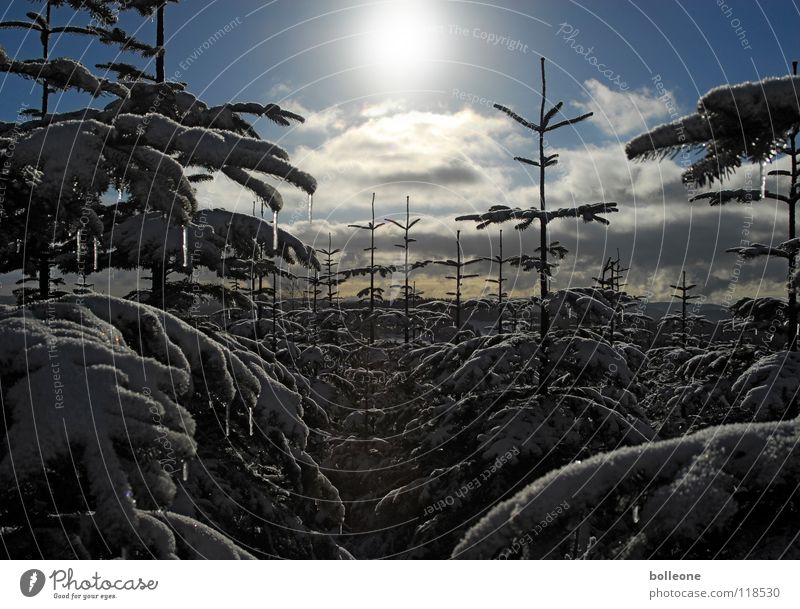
376, 163, 483, 186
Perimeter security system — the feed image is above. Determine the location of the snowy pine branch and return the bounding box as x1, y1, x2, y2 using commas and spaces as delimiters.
96, 61, 156, 82
456, 202, 618, 230
0, 46, 129, 97
726, 238, 800, 260
627, 75, 800, 185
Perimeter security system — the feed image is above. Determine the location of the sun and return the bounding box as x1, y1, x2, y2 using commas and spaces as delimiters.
360, 2, 440, 72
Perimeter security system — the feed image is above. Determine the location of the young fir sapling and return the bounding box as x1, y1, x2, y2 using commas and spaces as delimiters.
457, 57, 618, 392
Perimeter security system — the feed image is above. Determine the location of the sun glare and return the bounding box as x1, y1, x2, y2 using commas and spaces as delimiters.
361, 2, 440, 72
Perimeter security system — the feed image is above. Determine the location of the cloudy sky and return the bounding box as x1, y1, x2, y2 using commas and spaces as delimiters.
1, 0, 798, 301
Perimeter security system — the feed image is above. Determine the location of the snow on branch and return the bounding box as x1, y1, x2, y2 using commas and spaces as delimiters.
689, 189, 768, 205
726, 244, 788, 259
493, 103, 591, 134
0, 108, 106, 135
453, 418, 798, 559
105, 212, 219, 270
732, 351, 800, 420
627, 75, 800, 185
456, 202, 618, 230
546, 288, 617, 325
0, 20, 43, 32
701, 76, 800, 131
201, 208, 321, 269
8, 119, 113, 201
113, 113, 316, 195
545, 111, 593, 132
0, 302, 195, 546
221, 165, 284, 212
0, 46, 129, 98
223, 102, 305, 126
89, 26, 159, 56
106, 84, 305, 138
340, 265, 396, 278
493, 104, 539, 132
74, 293, 259, 411
504, 248, 567, 275
96, 61, 156, 82
726, 238, 800, 260
625, 112, 713, 161
62, 0, 119, 24
136, 511, 256, 559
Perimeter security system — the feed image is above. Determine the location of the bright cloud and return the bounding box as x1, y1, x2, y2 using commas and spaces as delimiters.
287, 105, 526, 221
572, 79, 675, 137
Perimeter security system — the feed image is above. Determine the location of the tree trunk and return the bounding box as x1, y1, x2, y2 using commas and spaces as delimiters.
272, 271, 278, 352
42, 1, 51, 114
38, 254, 50, 300
498, 229, 504, 334
369, 194, 376, 344
156, 3, 165, 83
313, 271, 318, 314
682, 272, 688, 347
788, 60, 798, 351
538, 58, 550, 395
37, 2, 52, 302
151, 260, 165, 307
404, 197, 410, 345
455, 230, 462, 329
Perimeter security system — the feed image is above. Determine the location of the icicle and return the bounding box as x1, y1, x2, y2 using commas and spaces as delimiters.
182, 460, 189, 482
759, 160, 767, 198
15, 240, 20, 253
632, 504, 640, 524
272, 209, 279, 251
76, 229, 82, 265
181, 225, 188, 268
224, 401, 230, 437
117, 188, 122, 201
92, 237, 99, 272
248, 407, 253, 436
307, 193, 313, 224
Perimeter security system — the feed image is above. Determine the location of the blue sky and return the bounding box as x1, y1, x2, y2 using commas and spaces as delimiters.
1, 0, 799, 301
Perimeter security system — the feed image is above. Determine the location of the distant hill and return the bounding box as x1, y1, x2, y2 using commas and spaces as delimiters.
639, 301, 730, 323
